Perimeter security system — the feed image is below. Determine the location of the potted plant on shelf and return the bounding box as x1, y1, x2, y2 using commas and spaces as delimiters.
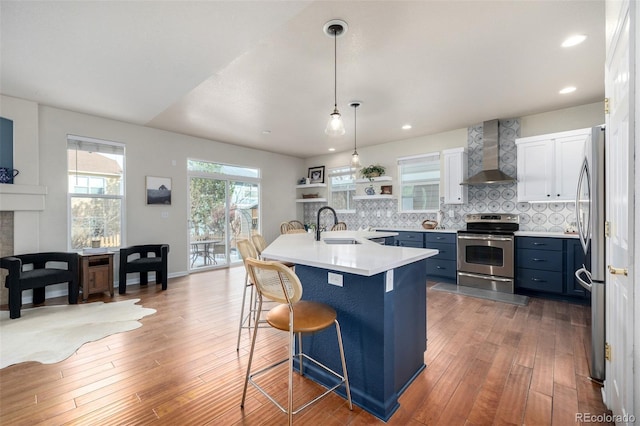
360, 164, 386, 179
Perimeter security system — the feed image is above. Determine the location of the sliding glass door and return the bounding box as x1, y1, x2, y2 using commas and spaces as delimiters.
188, 161, 260, 272
189, 177, 228, 269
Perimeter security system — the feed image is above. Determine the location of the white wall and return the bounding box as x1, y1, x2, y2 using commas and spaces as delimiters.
519, 102, 604, 137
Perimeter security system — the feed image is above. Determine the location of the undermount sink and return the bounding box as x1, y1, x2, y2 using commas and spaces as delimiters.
323, 238, 362, 245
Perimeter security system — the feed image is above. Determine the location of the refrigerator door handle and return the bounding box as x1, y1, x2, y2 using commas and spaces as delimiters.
575, 159, 591, 254
575, 266, 593, 292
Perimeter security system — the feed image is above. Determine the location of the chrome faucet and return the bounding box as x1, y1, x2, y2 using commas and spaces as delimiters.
316, 206, 338, 241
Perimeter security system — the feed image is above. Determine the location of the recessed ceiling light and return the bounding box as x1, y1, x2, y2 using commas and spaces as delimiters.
562, 34, 587, 47
559, 86, 577, 94
328, 147, 336, 152
262, 130, 271, 135
402, 124, 412, 130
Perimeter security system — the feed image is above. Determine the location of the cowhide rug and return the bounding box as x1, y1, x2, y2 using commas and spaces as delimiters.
0, 298, 156, 369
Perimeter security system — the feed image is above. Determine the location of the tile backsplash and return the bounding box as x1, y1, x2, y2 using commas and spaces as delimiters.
303, 118, 577, 232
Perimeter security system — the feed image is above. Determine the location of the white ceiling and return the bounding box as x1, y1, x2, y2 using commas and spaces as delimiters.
1, 1, 605, 159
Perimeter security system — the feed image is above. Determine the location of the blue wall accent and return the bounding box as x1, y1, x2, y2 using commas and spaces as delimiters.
293, 260, 427, 421
0, 117, 14, 182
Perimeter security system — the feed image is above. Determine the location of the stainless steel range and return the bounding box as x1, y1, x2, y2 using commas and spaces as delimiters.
457, 213, 519, 293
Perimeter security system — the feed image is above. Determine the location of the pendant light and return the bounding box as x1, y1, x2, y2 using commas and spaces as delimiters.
324, 20, 348, 137
350, 101, 361, 167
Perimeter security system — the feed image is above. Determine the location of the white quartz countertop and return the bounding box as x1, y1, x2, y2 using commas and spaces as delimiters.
374, 227, 459, 233
514, 231, 579, 239
261, 231, 438, 276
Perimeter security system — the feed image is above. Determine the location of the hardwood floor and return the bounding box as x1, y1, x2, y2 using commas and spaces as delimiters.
0, 267, 612, 425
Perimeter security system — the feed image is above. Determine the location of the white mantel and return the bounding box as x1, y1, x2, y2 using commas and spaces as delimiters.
0, 183, 47, 211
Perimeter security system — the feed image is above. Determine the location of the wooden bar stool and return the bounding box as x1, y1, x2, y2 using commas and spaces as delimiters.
252, 233, 295, 268
330, 221, 347, 231
280, 222, 291, 234
250, 234, 268, 257
288, 220, 305, 230
236, 239, 270, 351
240, 258, 352, 424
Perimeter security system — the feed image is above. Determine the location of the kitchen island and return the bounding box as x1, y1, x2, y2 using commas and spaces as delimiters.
261, 231, 438, 421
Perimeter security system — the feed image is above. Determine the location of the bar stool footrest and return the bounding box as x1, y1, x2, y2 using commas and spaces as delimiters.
248, 352, 347, 415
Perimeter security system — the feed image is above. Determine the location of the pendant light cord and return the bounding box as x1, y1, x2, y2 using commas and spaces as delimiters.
333, 29, 338, 109
354, 105, 357, 150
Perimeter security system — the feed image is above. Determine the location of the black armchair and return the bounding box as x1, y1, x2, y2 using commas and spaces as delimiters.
119, 244, 169, 294
1, 252, 79, 319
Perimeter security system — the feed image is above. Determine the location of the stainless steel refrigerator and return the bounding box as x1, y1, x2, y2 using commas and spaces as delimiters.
575, 125, 605, 383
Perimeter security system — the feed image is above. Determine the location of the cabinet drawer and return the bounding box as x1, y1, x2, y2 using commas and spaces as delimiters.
396, 232, 425, 245
426, 258, 457, 281
517, 249, 562, 272
516, 268, 563, 293
425, 232, 456, 245
516, 237, 562, 251
425, 241, 456, 260
397, 241, 423, 248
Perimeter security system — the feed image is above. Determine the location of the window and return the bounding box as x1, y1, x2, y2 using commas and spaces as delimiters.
68, 136, 125, 250
329, 166, 356, 212
188, 159, 259, 178
71, 176, 106, 194
398, 153, 440, 212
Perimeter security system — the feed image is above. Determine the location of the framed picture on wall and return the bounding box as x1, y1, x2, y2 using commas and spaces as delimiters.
308, 166, 325, 184
146, 176, 172, 205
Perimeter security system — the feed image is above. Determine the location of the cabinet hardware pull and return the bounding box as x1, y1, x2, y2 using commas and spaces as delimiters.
608, 265, 628, 276
458, 235, 513, 242
457, 272, 512, 282
531, 278, 545, 282
532, 258, 544, 261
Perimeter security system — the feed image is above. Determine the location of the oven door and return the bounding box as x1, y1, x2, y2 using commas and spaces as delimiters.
457, 233, 514, 278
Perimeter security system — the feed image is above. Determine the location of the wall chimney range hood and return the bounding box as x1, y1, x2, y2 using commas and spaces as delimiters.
461, 119, 516, 185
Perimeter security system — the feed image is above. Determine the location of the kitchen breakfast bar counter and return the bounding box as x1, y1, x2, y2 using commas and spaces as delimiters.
261, 231, 438, 421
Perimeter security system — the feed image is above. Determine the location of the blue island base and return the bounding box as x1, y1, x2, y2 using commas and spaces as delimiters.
293, 260, 427, 421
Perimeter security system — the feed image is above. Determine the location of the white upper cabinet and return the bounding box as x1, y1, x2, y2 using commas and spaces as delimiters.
516, 128, 590, 202
443, 147, 468, 204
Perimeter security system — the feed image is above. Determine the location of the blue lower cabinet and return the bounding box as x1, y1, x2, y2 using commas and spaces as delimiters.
517, 268, 563, 293
397, 240, 424, 248
517, 248, 563, 271
382, 236, 395, 246
425, 241, 456, 260
425, 258, 457, 282
565, 239, 590, 297
395, 231, 425, 247
425, 232, 456, 245
376, 230, 458, 283
515, 236, 589, 301
424, 232, 457, 283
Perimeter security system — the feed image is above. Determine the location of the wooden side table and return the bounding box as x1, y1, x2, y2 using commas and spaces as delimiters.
79, 252, 114, 301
